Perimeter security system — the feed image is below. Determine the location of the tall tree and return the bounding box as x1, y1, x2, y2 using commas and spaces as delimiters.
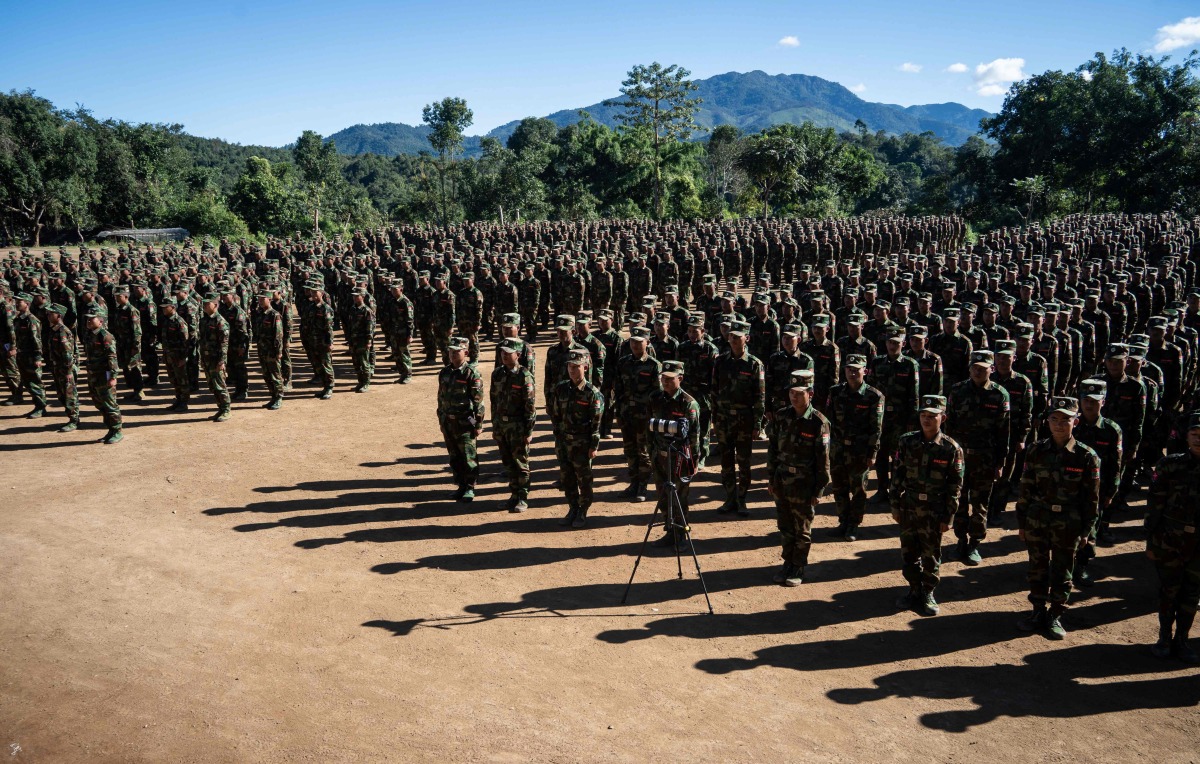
421, 97, 473, 227
606, 62, 701, 219
292, 130, 341, 235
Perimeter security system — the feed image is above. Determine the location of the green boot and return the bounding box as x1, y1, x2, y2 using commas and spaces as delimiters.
1151, 611, 1174, 659
1045, 614, 1066, 640
918, 591, 940, 617
1017, 605, 1047, 632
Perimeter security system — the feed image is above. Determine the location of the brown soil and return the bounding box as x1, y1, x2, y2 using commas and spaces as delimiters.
2, 333, 1197, 763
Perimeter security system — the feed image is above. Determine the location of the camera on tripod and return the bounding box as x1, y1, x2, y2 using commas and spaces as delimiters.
647, 417, 689, 439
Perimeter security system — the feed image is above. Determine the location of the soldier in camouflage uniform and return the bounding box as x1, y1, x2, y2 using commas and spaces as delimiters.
551, 349, 604, 527
946, 349, 1011, 565
455, 271, 484, 363
132, 283, 159, 387
219, 289, 251, 401
678, 314, 718, 467
713, 318, 767, 516
827, 354, 884, 540
545, 315, 585, 427
45, 303, 79, 432
930, 308, 974, 388
12, 293, 47, 417
518, 264, 541, 340
199, 295, 232, 422
307, 286, 336, 399
614, 327, 662, 501
990, 339, 1034, 526
574, 311, 607, 390
431, 274, 456, 365
767, 369, 831, 586
799, 314, 840, 411
160, 297, 191, 411
648, 360, 702, 547
1145, 412, 1200, 663
254, 291, 285, 410
81, 307, 123, 444
347, 288, 375, 392
383, 279, 415, 383
891, 395, 964, 616
1096, 343, 1147, 508
491, 338, 537, 513
1015, 397, 1101, 640
437, 337, 485, 502
1, 290, 23, 406
1072, 379, 1123, 586
593, 309, 621, 440
111, 286, 144, 402
869, 326, 921, 501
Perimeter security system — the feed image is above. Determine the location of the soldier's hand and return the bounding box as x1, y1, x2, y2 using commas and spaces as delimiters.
994, 467, 1002, 479
218, 362, 226, 371
891, 510, 901, 523
1077, 536, 1089, 550
107, 377, 117, 389
6, 348, 14, 357
525, 436, 532, 445
589, 449, 596, 459
1018, 529, 1026, 542
939, 521, 949, 533
1146, 549, 1157, 561
767, 484, 776, 498
35, 360, 42, 368
473, 429, 482, 438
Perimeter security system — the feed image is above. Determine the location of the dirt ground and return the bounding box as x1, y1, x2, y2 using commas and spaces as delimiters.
1, 328, 1198, 763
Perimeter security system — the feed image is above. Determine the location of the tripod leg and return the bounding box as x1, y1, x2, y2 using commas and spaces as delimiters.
621, 501, 664, 605
674, 490, 715, 614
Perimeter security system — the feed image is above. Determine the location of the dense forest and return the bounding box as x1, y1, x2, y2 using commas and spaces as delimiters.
1, 48, 1196, 246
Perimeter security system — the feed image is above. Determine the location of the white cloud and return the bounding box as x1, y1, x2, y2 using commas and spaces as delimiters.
898, 62, 922, 73
1153, 16, 1200, 53
849, 83, 867, 93
973, 57, 1026, 96
945, 62, 968, 73
778, 35, 800, 48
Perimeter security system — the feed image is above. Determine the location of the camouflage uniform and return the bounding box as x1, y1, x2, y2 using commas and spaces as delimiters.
891, 420, 965, 598
455, 281, 484, 363
868, 343, 921, 494
347, 298, 376, 389
437, 352, 485, 496
219, 299, 251, 399
82, 320, 122, 437
946, 374, 1011, 556
1, 296, 22, 403
307, 297, 336, 394
712, 345, 766, 512
767, 394, 831, 578
490, 357, 536, 509
551, 370, 604, 524
160, 305, 191, 407
678, 329, 719, 465
383, 289, 415, 382
614, 346, 662, 492
432, 285, 456, 365
827, 375, 884, 530
111, 297, 144, 398
47, 314, 79, 426
255, 302, 285, 403
1146, 441, 1200, 660
199, 309, 231, 418
649, 380, 702, 513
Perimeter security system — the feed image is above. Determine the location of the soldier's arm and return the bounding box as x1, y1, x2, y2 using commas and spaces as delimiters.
944, 444, 965, 524
995, 391, 1011, 463
1081, 451, 1102, 540
588, 387, 603, 451
889, 439, 906, 507
931, 356, 943, 395
524, 370, 537, 429
1144, 457, 1170, 537
813, 418, 832, 498
765, 416, 778, 477
751, 360, 766, 423
470, 370, 485, 426
868, 392, 884, 453
131, 308, 142, 344
489, 369, 502, 419
1014, 448, 1036, 531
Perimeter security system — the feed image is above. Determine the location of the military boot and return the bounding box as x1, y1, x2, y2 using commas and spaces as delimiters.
450, 485, 466, 502
963, 540, 982, 566
26, 406, 45, 419
1096, 524, 1116, 547
620, 482, 639, 499
317, 387, 333, 400
1073, 559, 1094, 588
736, 493, 750, 517
1, 395, 23, 407
717, 496, 738, 515
1045, 614, 1066, 640
1017, 605, 1047, 632
264, 397, 282, 410
213, 409, 230, 423
782, 565, 803, 587
459, 486, 475, 502
1175, 612, 1198, 664
571, 504, 590, 529
633, 482, 648, 503
101, 428, 123, 445
1151, 611, 1175, 659
511, 498, 528, 514
918, 591, 940, 617
895, 587, 919, 610
232, 390, 247, 402
844, 524, 860, 542
559, 503, 579, 526
58, 418, 79, 433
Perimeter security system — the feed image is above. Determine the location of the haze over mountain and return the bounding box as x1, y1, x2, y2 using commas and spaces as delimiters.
327, 70, 993, 157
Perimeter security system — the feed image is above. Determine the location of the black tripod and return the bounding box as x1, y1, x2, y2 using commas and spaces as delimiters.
621, 443, 714, 614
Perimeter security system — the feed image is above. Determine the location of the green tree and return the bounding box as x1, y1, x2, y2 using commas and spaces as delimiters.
421, 97, 474, 227
292, 130, 342, 235
229, 156, 304, 235
606, 62, 701, 219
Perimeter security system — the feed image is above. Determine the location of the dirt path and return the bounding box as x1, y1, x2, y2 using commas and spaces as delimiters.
1, 335, 1197, 763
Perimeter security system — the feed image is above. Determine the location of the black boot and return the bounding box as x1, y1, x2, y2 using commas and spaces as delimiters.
1017, 605, 1047, 632
1073, 558, 1094, 588
1175, 611, 1198, 664
1151, 610, 1174, 659
571, 504, 590, 529
559, 503, 579, 526
620, 482, 639, 499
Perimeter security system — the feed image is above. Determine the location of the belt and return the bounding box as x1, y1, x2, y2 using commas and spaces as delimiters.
778, 465, 806, 474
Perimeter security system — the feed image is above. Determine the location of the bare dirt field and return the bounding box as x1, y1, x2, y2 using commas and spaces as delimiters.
2, 331, 1198, 763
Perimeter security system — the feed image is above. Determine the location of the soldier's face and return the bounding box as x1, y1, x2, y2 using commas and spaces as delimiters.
908, 337, 925, 353
1105, 357, 1126, 376
1187, 428, 1200, 455
845, 366, 864, 386
449, 349, 467, 366
1081, 398, 1103, 419
919, 411, 943, 436
500, 349, 518, 368
728, 334, 746, 354
995, 354, 1013, 373
789, 387, 812, 411
567, 362, 586, 384
661, 374, 681, 393
1048, 412, 1076, 439
969, 364, 991, 384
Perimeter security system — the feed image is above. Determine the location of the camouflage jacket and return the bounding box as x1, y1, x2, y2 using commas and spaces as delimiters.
868, 353, 921, 429
993, 370, 1034, 441
544, 339, 587, 407
551, 378, 604, 449
947, 379, 1011, 461
490, 364, 536, 435
827, 381, 884, 455
83, 326, 119, 380
492, 337, 536, 378
347, 303, 375, 348
1016, 437, 1101, 535
432, 288, 456, 331
678, 337, 719, 406
648, 387, 701, 456
160, 312, 189, 353
48, 321, 76, 371
382, 294, 414, 339
1075, 415, 1123, 501
254, 307, 284, 357
1097, 371, 1147, 446
713, 349, 766, 423
455, 287, 483, 328
199, 313, 229, 368
765, 349, 814, 413
748, 315, 780, 361
766, 404, 831, 501
1146, 451, 1200, 562
14, 310, 42, 361
906, 348, 944, 397
799, 339, 840, 402
111, 302, 142, 353
1013, 351, 1050, 412
437, 361, 485, 430
890, 430, 965, 522
614, 352, 663, 420
577, 332, 607, 388
930, 332, 973, 386
219, 303, 251, 350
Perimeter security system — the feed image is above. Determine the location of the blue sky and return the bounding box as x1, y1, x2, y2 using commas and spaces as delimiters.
2, 1, 1197, 146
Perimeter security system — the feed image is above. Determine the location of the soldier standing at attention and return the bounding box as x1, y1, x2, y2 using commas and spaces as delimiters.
491, 338, 536, 513
383, 279, 415, 384
1072, 379, 1123, 585
648, 360, 701, 546
614, 327, 662, 502
199, 294, 231, 423
1145, 412, 1200, 662
45, 303, 80, 432
990, 339, 1034, 526
160, 297, 191, 412
81, 307, 123, 444
551, 350, 605, 527
891, 395, 964, 616
766, 369, 831, 587
713, 318, 767, 517
111, 286, 144, 402
455, 271, 483, 363
545, 315, 584, 428
678, 314, 718, 468
254, 291, 285, 410
827, 354, 884, 540
308, 286, 336, 400
869, 326, 921, 502
219, 288, 251, 401
493, 313, 536, 377
13, 293, 47, 418
431, 273, 456, 366
348, 288, 375, 393
1016, 397, 1101, 640
437, 337, 485, 502
946, 349, 1011, 565
1, 289, 24, 406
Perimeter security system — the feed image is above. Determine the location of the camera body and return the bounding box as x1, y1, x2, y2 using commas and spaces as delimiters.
647, 417, 689, 439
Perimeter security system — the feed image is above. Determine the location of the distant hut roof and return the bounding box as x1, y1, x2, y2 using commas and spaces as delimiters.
97, 228, 189, 243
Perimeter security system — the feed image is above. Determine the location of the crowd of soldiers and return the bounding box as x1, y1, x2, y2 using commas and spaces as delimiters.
4, 212, 1200, 659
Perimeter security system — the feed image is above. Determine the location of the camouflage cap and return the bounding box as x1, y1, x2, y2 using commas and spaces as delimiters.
555, 315, 576, 331
159, 296, 177, 308
1147, 316, 1168, 330
447, 336, 470, 352
566, 349, 590, 365
752, 293, 770, 305
351, 287, 367, 297
970, 350, 994, 366
498, 337, 522, 354
1015, 323, 1035, 339
720, 290, 736, 301
1105, 343, 1128, 360
893, 296, 910, 307
686, 314, 704, 328
1050, 396, 1080, 416
1079, 379, 1106, 400
628, 312, 646, 325
597, 309, 614, 320
641, 296, 657, 308
811, 314, 830, 327
82, 304, 104, 319
728, 319, 750, 337
46, 302, 67, 315
845, 354, 867, 368
983, 302, 999, 313
885, 326, 907, 341
653, 314, 669, 325
629, 327, 650, 340
789, 369, 815, 390
501, 312, 521, 327
846, 311, 866, 325
781, 323, 802, 337
14, 292, 32, 303
994, 339, 1017, 355
1188, 412, 1200, 431
908, 325, 928, 338
942, 308, 960, 320
660, 360, 684, 377
113, 285, 130, 296
920, 395, 947, 414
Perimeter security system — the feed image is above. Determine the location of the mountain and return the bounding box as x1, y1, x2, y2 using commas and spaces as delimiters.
326, 70, 992, 157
